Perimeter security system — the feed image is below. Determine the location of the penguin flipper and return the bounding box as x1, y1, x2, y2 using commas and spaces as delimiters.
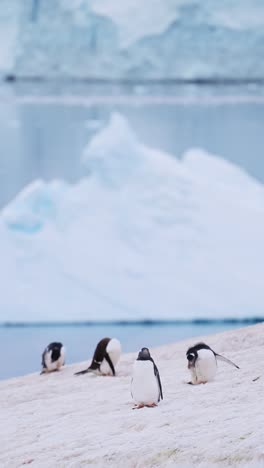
153, 363, 163, 400
104, 352, 115, 376
130, 378, 134, 399
41, 351, 47, 369
215, 353, 240, 369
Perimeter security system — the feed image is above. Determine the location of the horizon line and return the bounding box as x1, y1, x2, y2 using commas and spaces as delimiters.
1, 318, 263, 328
4, 75, 264, 85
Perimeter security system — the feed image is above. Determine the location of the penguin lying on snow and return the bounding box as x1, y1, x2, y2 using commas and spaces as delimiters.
75, 337, 121, 376
41, 342, 65, 374
131, 347, 163, 409
186, 342, 239, 384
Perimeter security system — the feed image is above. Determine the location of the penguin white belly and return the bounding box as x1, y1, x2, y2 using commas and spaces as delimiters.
194, 349, 217, 384
45, 347, 65, 371
131, 361, 159, 405
100, 338, 121, 375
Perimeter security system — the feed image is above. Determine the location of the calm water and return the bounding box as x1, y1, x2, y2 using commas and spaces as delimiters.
0, 322, 244, 380
1, 82, 264, 208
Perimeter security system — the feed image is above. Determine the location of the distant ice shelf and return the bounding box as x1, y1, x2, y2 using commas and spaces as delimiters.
1, 0, 264, 79
0, 112, 264, 322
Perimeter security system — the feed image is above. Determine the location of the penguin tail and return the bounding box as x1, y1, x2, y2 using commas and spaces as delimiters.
215, 353, 240, 369
74, 368, 91, 376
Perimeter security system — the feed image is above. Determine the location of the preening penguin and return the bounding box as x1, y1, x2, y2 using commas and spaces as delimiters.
131, 347, 163, 409
186, 342, 239, 385
75, 337, 121, 376
41, 342, 65, 374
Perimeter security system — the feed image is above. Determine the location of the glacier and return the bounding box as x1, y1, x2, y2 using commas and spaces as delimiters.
0, 112, 264, 322
1, 0, 264, 79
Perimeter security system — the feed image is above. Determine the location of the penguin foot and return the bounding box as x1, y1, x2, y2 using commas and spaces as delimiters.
132, 404, 145, 410
40, 368, 60, 375
146, 403, 157, 408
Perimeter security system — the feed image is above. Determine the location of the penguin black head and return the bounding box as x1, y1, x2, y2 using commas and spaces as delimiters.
47, 342, 63, 361
137, 347, 151, 361
186, 350, 198, 368
48, 342, 63, 350
187, 352, 195, 362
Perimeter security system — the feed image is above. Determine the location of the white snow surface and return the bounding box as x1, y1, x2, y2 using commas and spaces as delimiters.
0, 112, 264, 322
0, 323, 264, 467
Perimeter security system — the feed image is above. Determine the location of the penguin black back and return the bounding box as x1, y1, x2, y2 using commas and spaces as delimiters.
187, 342, 212, 356
74, 337, 118, 376
90, 337, 112, 371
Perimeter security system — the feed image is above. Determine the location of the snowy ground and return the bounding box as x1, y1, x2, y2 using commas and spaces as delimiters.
1, 323, 264, 467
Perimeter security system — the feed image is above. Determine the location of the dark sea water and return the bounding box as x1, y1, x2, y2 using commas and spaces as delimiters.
0, 321, 256, 380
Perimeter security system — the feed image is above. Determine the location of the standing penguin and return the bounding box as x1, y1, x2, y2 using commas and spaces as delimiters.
75, 337, 121, 376
131, 347, 163, 409
41, 342, 65, 374
186, 342, 239, 385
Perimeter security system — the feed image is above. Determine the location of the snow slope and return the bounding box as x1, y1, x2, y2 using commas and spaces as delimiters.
0, 323, 264, 467
1, 0, 264, 79
0, 114, 264, 321
0, 113, 264, 322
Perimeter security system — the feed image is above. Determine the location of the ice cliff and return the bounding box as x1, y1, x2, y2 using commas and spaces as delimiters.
1, 0, 264, 80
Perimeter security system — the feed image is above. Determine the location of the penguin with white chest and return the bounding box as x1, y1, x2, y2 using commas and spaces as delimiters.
131, 347, 163, 409
41, 342, 65, 374
75, 337, 121, 376
186, 342, 239, 385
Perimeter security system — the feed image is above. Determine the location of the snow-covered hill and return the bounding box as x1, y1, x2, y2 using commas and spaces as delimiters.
1, 0, 264, 79
0, 323, 263, 466
0, 113, 263, 322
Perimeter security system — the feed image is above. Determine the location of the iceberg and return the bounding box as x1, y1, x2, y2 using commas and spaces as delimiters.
0, 112, 264, 322
1, 0, 264, 79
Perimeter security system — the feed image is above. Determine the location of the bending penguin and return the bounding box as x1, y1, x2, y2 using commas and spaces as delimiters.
41, 342, 65, 374
186, 342, 239, 385
131, 347, 163, 409
75, 337, 121, 376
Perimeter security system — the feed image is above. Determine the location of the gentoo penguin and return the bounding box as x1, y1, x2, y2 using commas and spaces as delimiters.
131, 347, 163, 409
75, 337, 121, 376
186, 342, 239, 385
41, 342, 65, 374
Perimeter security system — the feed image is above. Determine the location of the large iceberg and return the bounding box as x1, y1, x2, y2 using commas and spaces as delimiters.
1, 0, 264, 79
1, 113, 264, 322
